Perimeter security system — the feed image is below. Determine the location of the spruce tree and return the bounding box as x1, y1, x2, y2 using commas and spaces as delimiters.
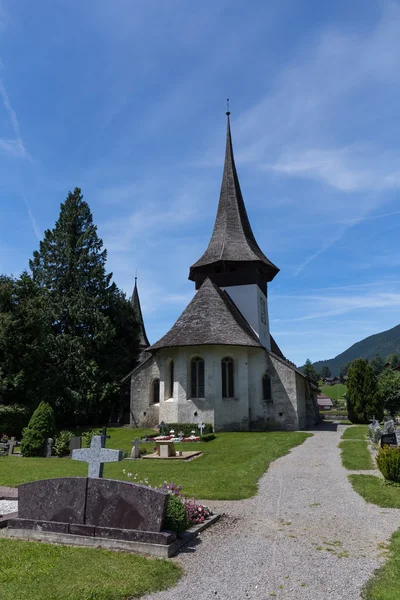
302, 359, 319, 385
29, 188, 139, 423
347, 359, 382, 423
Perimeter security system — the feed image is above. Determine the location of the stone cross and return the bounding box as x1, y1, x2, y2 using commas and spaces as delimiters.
72, 435, 123, 478
198, 423, 205, 436
8, 437, 16, 456
131, 437, 140, 459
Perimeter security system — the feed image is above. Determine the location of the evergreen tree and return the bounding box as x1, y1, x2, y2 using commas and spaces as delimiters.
20, 401, 55, 457
370, 354, 385, 377
29, 188, 139, 423
320, 366, 331, 379
347, 359, 383, 423
0, 273, 49, 407
378, 370, 400, 417
302, 359, 319, 385
386, 353, 400, 369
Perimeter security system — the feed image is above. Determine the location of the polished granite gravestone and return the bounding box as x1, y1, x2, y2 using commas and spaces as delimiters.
8, 477, 172, 544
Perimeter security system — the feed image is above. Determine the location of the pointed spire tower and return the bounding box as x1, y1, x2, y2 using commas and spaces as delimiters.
131, 277, 150, 350
189, 108, 279, 350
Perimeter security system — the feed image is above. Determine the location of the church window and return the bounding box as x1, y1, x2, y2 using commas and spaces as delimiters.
263, 373, 272, 401
168, 360, 174, 398
152, 379, 160, 404
222, 357, 234, 398
190, 357, 205, 398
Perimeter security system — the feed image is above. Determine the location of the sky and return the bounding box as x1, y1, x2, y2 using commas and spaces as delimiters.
1, 0, 400, 367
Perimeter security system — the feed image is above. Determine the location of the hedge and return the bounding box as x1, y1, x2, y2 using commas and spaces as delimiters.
0, 404, 31, 438
163, 423, 213, 437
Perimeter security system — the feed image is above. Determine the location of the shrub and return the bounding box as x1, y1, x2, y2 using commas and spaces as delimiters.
20, 402, 56, 457
165, 423, 213, 437
200, 433, 216, 442
54, 430, 74, 457
376, 447, 400, 482
0, 404, 30, 438
82, 429, 102, 447
164, 494, 189, 533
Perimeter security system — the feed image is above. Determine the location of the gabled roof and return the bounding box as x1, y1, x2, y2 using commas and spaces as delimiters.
189, 113, 279, 283
148, 278, 263, 352
131, 278, 150, 349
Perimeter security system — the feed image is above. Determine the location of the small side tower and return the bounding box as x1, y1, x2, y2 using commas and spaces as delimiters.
131, 277, 150, 350
189, 112, 279, 350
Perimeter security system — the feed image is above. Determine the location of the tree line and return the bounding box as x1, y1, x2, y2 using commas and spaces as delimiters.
0, 188, 140, 427
302, 353, 400, 423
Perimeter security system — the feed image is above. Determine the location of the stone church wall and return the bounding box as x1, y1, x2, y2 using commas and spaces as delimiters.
129, 356, 160, 428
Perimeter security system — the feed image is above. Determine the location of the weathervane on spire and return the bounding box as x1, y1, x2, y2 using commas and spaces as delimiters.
226, 97, 230, 116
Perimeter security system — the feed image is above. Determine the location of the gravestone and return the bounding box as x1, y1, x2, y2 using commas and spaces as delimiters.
131, 438, 140, 459
45, 438, 54, 458
12, 476, 171, 541
198, 423, 205, 436
396, 427, 400, 445
381, 433, 397, 447
69, 437, 82, 454
384, 420, 395, 434
72, 436, 122, 478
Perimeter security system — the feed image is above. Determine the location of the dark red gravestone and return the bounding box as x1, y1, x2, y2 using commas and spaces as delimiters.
11, 477, 170, 542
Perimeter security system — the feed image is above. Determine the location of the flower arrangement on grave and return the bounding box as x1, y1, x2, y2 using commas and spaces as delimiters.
1, 434, 9, 442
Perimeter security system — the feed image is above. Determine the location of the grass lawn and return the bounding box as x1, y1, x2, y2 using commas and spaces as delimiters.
0, 429, 312, 500
362, 530, 400, 600
339, 441, 374, 470
321, 383, 347, 401
0, 538, 181, 600
342, 425, 369, 440
349, 475, 400, 509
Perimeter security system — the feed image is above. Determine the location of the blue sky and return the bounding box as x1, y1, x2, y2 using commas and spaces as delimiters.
1, 0, 400, 366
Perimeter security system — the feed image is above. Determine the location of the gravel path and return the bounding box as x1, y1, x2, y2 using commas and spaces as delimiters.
144, 426, 400, 600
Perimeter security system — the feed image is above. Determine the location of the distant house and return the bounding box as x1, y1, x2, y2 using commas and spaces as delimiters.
317, 394, 334, 410
323, 377, 341, 386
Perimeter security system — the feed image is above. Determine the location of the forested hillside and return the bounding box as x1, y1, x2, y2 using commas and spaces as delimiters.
311, 324, 400, 376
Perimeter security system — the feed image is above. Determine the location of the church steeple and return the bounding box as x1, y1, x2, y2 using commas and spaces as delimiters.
131, 277, 150, 349
189, 111, 279, 291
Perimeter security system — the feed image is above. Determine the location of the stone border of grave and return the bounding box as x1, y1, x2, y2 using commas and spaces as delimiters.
0, 513, 221, 558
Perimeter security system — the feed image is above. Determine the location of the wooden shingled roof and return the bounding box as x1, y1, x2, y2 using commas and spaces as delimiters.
189, 114, 279, 283
148, 278, 263, 351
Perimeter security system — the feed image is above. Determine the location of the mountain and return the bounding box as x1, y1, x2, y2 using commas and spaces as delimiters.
310, 323, 400, 376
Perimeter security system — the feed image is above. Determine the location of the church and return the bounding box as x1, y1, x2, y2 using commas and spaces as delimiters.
126, 113, 319, 431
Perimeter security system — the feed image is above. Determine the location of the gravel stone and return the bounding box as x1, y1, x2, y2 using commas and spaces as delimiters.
143, 426, 400, 600
0, 500, 18, 515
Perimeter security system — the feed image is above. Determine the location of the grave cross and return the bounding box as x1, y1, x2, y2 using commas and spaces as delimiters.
72, 435, 123, 478
101, 427, 110, 446
8, 436, 16, 456
198, 423, 205, 436
158, 421, 168, 436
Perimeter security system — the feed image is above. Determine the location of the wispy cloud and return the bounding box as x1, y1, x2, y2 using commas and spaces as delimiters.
22, 195, 41, 241
0, 76, 29, 159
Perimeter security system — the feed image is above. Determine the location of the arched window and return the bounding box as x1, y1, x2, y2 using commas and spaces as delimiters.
222, 357, 234, 398
168, 360, 174, 398
263, 373, 272, 401
152, 379, 160, 404
190, 357, 204, 398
